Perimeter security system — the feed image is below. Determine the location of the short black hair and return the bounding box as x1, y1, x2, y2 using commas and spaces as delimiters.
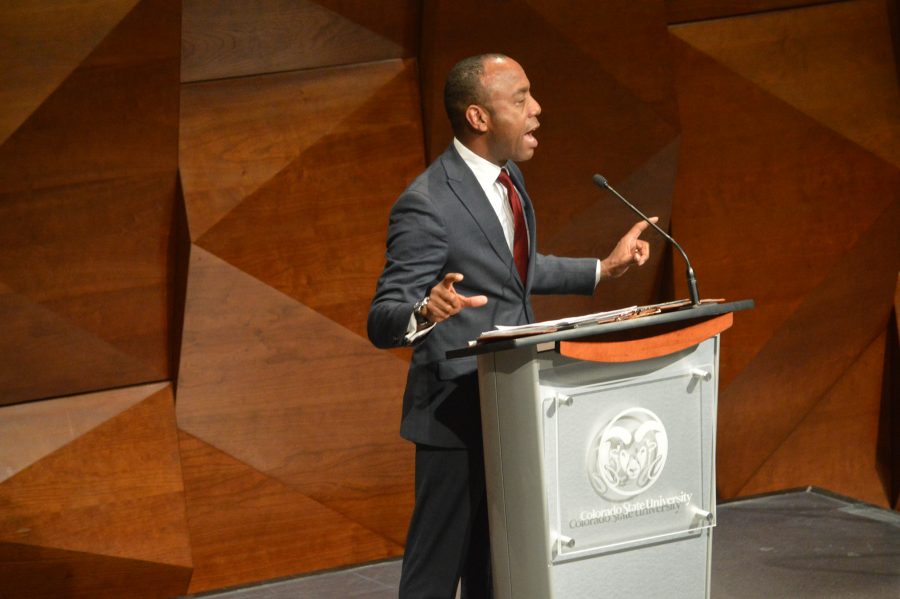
444, 53, 508, 137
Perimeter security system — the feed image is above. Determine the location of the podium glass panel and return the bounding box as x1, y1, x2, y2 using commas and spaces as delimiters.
542, 366, 716, 562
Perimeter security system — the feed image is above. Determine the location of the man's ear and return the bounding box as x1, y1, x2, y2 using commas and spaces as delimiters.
465, 105, 489, 133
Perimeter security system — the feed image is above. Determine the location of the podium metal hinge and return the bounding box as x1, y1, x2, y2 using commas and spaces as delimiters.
689, 506, 715, 529
554, 393, 573, 407
691, 368, 711, 381
556, 535, 575, 549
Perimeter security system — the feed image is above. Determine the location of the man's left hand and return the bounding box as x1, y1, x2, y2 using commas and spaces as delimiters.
600, 217, 657, 279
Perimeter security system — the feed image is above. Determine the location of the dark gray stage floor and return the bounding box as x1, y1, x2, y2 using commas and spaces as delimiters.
183, 487, 900, 599
712, 487, 899, 598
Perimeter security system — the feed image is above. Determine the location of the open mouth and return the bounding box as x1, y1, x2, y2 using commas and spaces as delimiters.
524, 125, 539, 147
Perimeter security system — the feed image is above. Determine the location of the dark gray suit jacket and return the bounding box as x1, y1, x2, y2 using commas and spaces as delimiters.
368, 144, 597, 448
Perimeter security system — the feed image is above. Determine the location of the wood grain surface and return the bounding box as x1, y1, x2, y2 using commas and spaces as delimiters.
0, 0, 180, 405
182, 0, 419, 82
670, 1, 900, 503
559, 313, 733, 363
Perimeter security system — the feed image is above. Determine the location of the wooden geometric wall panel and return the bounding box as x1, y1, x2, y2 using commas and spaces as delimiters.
0, 384, 192, 597
0, 0, 180, 405
669, 40, 899, 388
0, 0, 179, 191
714, 201, 900, 499
177, 55, 422, 587
0, 543, 192, 599
179, 432, 402, 593
420, 0, 680, 319
0, 286, 158, 408
523, 1, 681, 128
665, 0, 835, 24
0, 383, 162, 483
0, 0, 140, 146
738, 332, 890, 506
669, 1, 900, 502
177, 248, 413, 545
181, 0, 419, 83
179, 59, 420, 245
180, 59, 424, 339
672, 0, 900, 169
194, 62, 425, 339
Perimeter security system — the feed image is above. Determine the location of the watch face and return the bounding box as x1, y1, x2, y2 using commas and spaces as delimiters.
414, 298, 429, 323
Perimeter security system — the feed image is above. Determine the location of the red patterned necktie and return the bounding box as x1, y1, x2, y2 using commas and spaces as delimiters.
497, 169, 529, 285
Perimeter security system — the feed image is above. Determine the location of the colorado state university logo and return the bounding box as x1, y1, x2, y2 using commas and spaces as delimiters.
588, 407, 668, 500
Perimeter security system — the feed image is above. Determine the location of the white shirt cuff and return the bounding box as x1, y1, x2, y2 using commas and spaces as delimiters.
404, 311, 436, 344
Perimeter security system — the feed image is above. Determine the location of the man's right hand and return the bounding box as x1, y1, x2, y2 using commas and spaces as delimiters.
423, 273, 488, 323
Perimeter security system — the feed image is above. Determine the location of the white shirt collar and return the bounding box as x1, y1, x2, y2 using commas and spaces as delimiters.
453, 138, 504, 194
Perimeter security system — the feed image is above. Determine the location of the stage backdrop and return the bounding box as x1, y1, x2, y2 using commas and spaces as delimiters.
0, 0, 897, 596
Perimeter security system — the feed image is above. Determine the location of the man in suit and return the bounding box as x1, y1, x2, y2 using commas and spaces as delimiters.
368, 53, 655, 598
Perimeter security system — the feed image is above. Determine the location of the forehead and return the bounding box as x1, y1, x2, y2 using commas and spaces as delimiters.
482, 58, 530, 97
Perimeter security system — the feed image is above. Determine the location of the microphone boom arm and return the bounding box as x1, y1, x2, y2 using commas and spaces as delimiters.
593, 174, 700, 307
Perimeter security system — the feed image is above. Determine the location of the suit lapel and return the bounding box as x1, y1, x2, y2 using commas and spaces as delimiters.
441, 147, 517, 274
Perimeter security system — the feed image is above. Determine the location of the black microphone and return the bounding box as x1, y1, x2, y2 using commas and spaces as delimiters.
592, 174, 700, 307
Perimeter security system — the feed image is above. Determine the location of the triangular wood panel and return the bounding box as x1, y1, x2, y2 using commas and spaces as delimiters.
0, 0, 180, 405
181, 0, 417, 83
0, 0, 141, 146
0, 385, 191, 567
739, 332, 890, 506
180, 60, 417, 241
0, 287, 161, 407
524, 0, 680, 128
0, 0, 179, 195
194, 60, 424, 339
717, 198, 899, 499
179, 431, 403, 593
671, 0, 900, 169
176, 247, 413, 547
0, 383, 165, 482
0, 542, 191, 599
669, 35, 900, 391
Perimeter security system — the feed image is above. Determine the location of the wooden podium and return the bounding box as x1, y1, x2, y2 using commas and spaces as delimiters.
451, 300, 752, 599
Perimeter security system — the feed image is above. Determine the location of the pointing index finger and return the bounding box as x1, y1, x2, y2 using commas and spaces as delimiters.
630, 216, 658, 237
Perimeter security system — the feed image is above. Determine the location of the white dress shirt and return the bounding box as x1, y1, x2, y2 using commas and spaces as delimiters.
453, 138, 522, 253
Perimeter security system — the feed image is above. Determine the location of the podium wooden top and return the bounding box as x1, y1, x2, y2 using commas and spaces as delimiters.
559, 312, 733, 363
447, 299, 753, 359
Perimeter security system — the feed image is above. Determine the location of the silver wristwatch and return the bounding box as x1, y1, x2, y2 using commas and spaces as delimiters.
413, 297, 430, 325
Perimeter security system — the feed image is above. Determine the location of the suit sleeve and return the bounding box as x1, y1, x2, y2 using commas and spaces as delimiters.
530, 253, 598, 296
368, 190, 448, 349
